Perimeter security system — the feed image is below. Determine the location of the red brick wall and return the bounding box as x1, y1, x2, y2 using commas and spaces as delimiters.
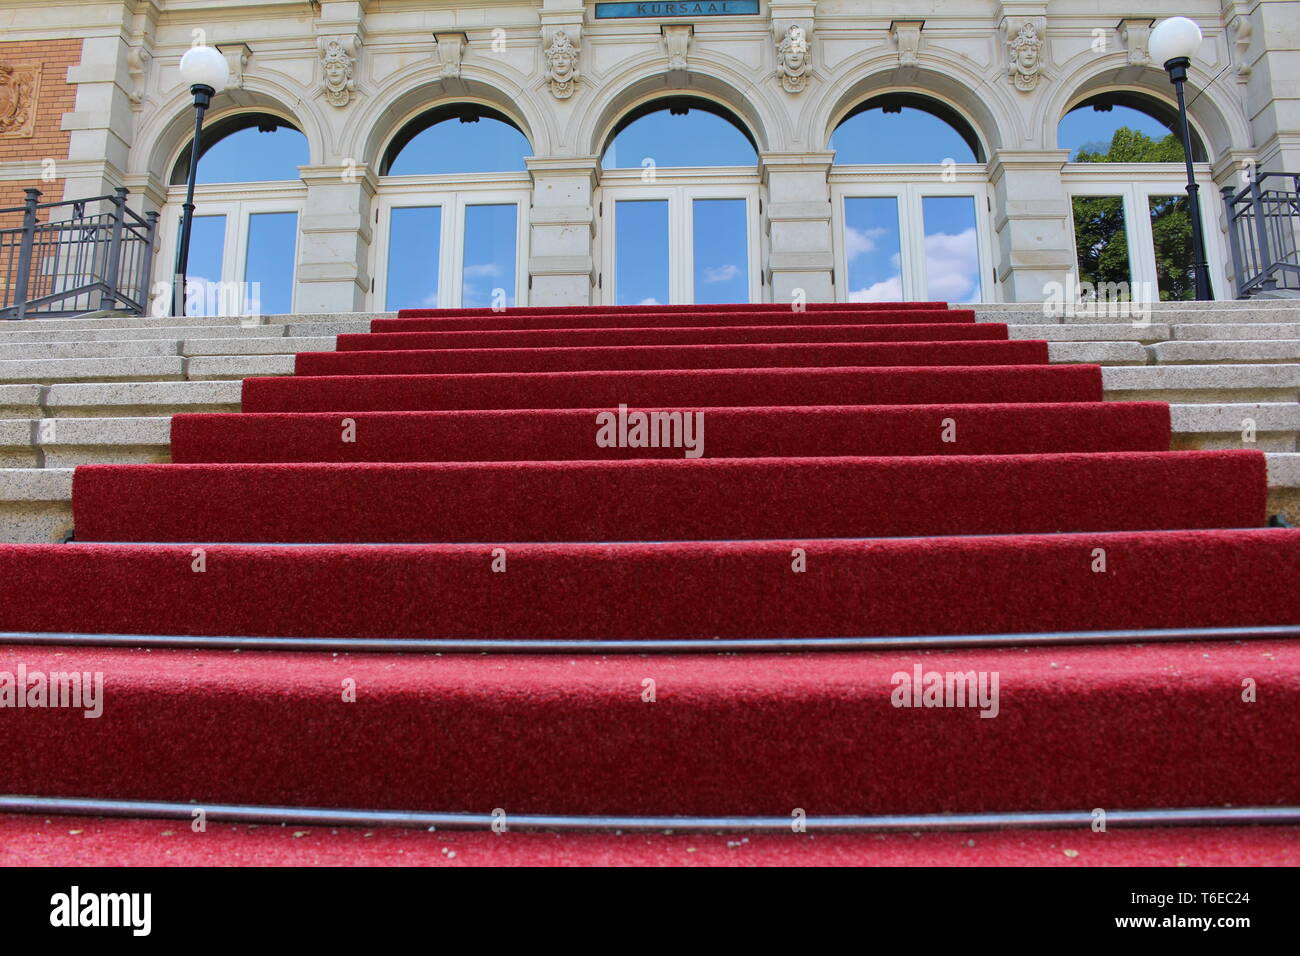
1, 37, 83, 213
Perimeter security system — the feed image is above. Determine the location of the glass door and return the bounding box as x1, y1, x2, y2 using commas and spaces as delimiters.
833, 180, 994, 303
375, 187, 528, 311
1065, 173, 1226, 302
158, 191, 303, 317
601, 180, 761, 306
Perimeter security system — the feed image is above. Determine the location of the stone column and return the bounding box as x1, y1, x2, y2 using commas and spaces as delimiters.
1230, 0, 1300, 172
526, 156, 598, 307
760, 151, 834, 304
987, 149, 1075, 303
60, 34, 135, 200
294, 163, 378, 314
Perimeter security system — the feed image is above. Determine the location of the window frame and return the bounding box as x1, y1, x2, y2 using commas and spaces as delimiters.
1062, 162, 1226, 301
830, 167, 996, 303
597, 167, 763, 306
373, 174, 531, 311
158, 180, 306, 315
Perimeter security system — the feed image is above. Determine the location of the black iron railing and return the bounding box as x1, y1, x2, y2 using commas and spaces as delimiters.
1221, 172, 1300, 297
0, 187, 160, 319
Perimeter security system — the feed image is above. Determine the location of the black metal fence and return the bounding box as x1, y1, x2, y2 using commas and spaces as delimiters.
0, 187, 159, 319
1221, 172, 1300, 297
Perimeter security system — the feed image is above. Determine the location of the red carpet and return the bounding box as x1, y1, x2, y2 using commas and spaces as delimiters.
394, 302, 950, 316
72, 452, 1266, 543
4, 815, 1295, 867
242, 365, 1103, 413
1, 641, 1297, 815
337, 321, 1009, 350
171, 403, 1172, 463
2, 299, 1295, 865
1, 531, 1294, 640
294, 340, 1049, 375
373, 308, 974, 333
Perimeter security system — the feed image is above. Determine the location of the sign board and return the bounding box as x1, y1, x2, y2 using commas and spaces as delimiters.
594, 2, 761, 18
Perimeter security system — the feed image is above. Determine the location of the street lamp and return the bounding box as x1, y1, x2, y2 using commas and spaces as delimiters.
173, 45, 230, 315
1149, 16, 1213, 300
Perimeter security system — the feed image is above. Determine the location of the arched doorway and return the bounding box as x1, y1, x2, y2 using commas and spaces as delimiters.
829, 93, 994, 304
597, 96, 761, 306
1059, 91, 1222, 300
373, 103, 532, 310
160, 112, 308, 316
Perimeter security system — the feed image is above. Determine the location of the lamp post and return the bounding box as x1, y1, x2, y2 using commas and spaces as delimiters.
1149, 17, 1213, 300
173, 45, 230, 316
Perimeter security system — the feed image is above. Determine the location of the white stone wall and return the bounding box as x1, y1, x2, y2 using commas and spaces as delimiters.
3, 0, 1297, 308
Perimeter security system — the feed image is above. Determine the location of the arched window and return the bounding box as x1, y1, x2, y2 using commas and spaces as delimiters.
830, 94, 982, 165
830, 94, 989, 304
1059, 94, 1207, 163
597, 97, 760, 305
381, 104, 531, 175
170, 113, 308, 185
601, 97, 757, 169
1060, 93, 1216, 301
376, 104, 534, 310
164, 112, 307, 317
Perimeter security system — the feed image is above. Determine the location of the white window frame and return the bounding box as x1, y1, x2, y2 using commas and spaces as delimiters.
830, 167, 997, 304
159, 181, 305, 314
372, 173, 530, 310
598, 167, 763, 306
1062, 162, 1227, 301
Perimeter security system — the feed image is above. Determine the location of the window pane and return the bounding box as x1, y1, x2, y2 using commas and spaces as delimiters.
184, 214, 226, 317
1071, 194, 1132, 290
189, 123, 309, 184
922, 195, 982, 303
1148, 193, 1195, 301
244, 212, 298, 315
461, 204, 517, 308
1059, 101, 1190, 163
615, 200, 669, 306
692, 198, 748, 304
603, 108, 756, 169
843, 197, 903, 301
831, 107, 979, 164
386, 206, 442, 310
386, 117, 530, 175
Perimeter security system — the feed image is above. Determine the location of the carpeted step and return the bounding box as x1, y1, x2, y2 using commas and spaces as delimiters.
1, 640, 1295, 816
294, 341, 1049, 376
2, 813, 1295, 867
242, 365, 1101, 413
4, 529, 1293, 640
395, 302, 950, 317
70, 451, 1264, 543
374, 308, 972, 333
169, 402, 1172, 464
337, 322, 1009, 351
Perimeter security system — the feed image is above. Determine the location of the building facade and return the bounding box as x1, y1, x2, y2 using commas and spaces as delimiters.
1, 0, 1296, 313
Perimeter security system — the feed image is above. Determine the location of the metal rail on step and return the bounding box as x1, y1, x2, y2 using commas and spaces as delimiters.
2, 795, 1297, 832
1, 624, 1298, 654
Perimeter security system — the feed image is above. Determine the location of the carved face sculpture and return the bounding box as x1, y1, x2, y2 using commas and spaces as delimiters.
548, 31, 574, 82
324, 47, 348, 86
780, 28, 807, 73
1011, 25, 1040, 76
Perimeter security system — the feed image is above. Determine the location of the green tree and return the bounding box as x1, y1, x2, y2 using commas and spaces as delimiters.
1072, 127, 1193, 300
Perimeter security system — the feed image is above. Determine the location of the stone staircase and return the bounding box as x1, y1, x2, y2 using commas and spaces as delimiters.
1, 300, 1297, 543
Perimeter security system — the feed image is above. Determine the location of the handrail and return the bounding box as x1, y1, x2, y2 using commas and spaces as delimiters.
0, 187, 159, 319
1221, 171, 1300, 297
